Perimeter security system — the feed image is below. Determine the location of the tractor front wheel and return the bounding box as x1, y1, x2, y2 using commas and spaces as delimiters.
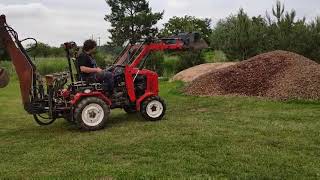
140, 96, 166, 121
74, 97, 110, 131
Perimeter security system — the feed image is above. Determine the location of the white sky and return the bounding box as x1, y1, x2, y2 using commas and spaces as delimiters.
1, 0, 320, 46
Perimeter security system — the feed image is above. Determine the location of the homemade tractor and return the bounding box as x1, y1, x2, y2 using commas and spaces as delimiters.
0, 15, 207, 131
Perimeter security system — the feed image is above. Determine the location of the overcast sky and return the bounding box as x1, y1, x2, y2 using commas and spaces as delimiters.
1, 0, 320, 46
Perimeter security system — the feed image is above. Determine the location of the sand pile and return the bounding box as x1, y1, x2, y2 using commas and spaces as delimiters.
184, 51, 320, 100
172, 62, 237, 82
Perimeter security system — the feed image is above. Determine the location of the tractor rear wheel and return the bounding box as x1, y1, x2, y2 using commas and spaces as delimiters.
140, 96, 166, 121
74, 97, 110, 131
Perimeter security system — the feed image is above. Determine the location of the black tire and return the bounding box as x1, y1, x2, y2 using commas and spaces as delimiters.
74, 97, 110, 131
123, 105, 137, 114
33, 114, 56, 126
140, 96, 166, 121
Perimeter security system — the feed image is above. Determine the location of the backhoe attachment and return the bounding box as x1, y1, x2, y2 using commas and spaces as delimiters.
0, 15, 37, 111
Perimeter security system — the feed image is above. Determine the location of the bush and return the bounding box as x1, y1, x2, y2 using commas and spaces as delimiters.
35, 57, 69, 75
163, 55, 180, 77
145, 52, 165, 76
0, 61, 15, 76
94, 51, 114, 68
176, 51, 205, 72
203, 50, 228, 63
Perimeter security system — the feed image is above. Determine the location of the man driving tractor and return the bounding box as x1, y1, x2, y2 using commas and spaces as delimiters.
77, 39, 114, 95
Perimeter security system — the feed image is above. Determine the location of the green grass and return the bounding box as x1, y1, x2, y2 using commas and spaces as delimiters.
0, 80, 319, 179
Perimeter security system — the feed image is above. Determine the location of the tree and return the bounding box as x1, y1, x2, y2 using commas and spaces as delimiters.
105, 0, 163, 46
266, 0, 314, 56
210, 1, 320, 62
160, 16, 211, 72
161, 16, 212, 43
27, 42, 65, 58
145, 52, 165, 76
211, 9, 268, 60
272, 0, 285, 23
176, 51, 205, 72
308, 17, 320, 62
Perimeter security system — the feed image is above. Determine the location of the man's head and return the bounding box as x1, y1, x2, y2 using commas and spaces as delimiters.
83, 39, 97, 54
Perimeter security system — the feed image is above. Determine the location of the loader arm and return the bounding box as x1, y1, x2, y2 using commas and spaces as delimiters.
129, 39, 185, 68
0, 15, 36, 110
113, 33, 208, 68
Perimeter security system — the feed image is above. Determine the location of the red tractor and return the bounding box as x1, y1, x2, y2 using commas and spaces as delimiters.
0, 15, 207, 131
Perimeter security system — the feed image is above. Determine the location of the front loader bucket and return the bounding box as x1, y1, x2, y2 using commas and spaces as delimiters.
187, 38, 208, 50
0, 15, 34, 110
175, 32, 208, 50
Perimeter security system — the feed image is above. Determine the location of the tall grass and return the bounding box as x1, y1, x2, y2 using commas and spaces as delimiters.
163, 55, 180, 77
35, 57, 69, 75
2, 58, 71, 77
0, 61, 15, 75
1, 50, 228, 78
203, 50, 228, 63
1, 55, 116, 77
1, 57, 69, 76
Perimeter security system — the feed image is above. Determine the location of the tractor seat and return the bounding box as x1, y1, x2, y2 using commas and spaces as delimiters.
72, 58, 100, 84
72, 57, 82, 81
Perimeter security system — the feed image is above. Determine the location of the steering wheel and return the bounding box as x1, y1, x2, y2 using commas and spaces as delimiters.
106, 64, 125, 71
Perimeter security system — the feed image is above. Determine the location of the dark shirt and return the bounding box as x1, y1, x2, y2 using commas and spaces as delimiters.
77, 52, 97, 80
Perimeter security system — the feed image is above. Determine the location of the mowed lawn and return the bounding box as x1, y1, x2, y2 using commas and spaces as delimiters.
0, 81, 320, 179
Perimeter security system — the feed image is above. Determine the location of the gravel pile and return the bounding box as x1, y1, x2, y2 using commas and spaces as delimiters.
184, 50, 320, 100
172, 62, 237, 82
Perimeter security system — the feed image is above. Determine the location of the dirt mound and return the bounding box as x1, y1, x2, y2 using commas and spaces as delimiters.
184, 50, 320, 100
172, 62, 237, 82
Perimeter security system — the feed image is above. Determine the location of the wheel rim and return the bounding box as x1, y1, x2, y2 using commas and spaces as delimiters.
81, 103, 104, 127
146, 100, 163, 118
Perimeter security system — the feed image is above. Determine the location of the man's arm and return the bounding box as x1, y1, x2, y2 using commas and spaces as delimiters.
80, 66, 102, 73
77, 54, 102, 74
